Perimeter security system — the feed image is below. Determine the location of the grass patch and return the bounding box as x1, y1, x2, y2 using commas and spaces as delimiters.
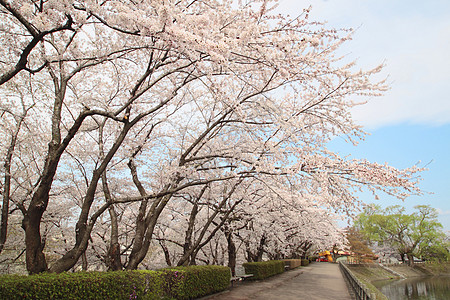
414, 262, 450, 275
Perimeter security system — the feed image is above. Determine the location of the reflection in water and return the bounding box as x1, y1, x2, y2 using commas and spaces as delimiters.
374, 276, 450, 300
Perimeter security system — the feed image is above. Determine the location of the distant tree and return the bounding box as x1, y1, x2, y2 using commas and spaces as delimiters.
355, 205, 445, 265
345, 227, 375, 263
418, 231, 450, 262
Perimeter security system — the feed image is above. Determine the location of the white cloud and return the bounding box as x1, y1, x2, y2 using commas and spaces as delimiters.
437, 208, 450, 216
276, 0, 450, 129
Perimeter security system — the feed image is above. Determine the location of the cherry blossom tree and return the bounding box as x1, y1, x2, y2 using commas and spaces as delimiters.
0, 0, 424, 275
228, 177, 346, 261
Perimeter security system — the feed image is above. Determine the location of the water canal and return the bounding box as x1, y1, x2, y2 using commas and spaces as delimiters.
373, 276, 450, 299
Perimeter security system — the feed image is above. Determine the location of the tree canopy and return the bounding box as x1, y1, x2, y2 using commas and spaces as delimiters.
355, 204, 448, 265
345, 227, 375, 263
0, 0, 424, 274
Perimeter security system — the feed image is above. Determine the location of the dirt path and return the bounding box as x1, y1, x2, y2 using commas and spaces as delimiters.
204, 262, 352, 300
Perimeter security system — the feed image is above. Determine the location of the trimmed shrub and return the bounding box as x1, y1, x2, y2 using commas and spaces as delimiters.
0, 270, 165, 300
301, 259, 309, 266
283, 259, 302, 270
161, 265, 231, 299
242, 260, 285, 280
0, 265, 230, 300
308, 256, 318, 263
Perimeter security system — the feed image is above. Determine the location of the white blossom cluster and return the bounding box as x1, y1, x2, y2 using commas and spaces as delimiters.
0, 0, 422, 273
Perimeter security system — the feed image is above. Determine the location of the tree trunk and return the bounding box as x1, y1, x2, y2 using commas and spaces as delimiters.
23, 81, 95, 274
125, 157, 150, 267
177, 187, 209, 267
178, 201, 199, 266
159, 240, 172, 266
256, 235, 266, 262
49, 122, 132, 273
81, 252, 88, 271
407, 252, 414, 266
0, 133, 17, 254
178, 183, 244, 266
0, 171, 10, 254
126, 169, 182, 270
189, 252, 197, 266
105, 205, 122, 271
22, 210, 48, 274
23, 137, 65, 274
245, 242, 258, 263
226, 230, 236, 276
99, 123, 123, 271
0, 110, 27, 254
126, 191, 174, 270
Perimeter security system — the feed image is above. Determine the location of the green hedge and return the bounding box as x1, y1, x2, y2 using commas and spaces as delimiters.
242, 260, 285, 280
0, 271, 162, 300
161, 265, 231, 299
283, 259, 302, 270
0, 265, 230, 300
308, 256, 318, 263
301, 259, 309, 266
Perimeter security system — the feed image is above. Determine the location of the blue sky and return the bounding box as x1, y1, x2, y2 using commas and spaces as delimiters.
275, 0, 450, 230
329, 125, 450, 230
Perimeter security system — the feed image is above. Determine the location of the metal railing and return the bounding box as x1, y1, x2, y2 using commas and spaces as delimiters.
339, 261, 377, 300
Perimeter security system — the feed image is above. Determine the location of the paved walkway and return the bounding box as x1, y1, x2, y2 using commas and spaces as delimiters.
204, 262, 353, 300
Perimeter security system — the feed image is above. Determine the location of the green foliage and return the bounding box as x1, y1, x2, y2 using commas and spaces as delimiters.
346, 227, 376, 263
414, 262, 450, 275
242, 260, 285, 280
419, 241, 450, 262
282, 259, 302, 269
160, 265, 230, 299
308, 256, 318, 262
0, 270, 163, 300
355, 204, 445, 263
0, 266, 230, 300
301, 259, 309, 266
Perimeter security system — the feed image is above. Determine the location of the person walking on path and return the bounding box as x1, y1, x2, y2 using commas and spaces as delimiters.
205, 262, 352, 300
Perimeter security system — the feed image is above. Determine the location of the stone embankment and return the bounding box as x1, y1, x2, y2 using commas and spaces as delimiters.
346, 263, 450, 300
378, 263, 405, 279
408, 262, 450, 276
387, 264, 429, 278
348, 262, 450, 281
